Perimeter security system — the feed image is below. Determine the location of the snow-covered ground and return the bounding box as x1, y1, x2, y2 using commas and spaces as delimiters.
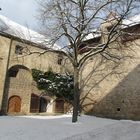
0, 115, 140, 140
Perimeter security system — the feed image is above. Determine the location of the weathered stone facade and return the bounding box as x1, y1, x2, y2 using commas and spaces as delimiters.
0, 33, 66, 115
1, 14, 140, 120
80, 20, 140, 120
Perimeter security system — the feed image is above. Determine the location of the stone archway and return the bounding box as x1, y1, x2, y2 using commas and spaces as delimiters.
8, 96, 21, 113
1, 64, 32, 114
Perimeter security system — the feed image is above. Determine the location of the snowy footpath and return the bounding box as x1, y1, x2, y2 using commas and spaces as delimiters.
0, 115, 140, 140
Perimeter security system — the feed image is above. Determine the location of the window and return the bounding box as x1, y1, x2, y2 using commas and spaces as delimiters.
117, 108, 120, 112
8, 69, 18, 77
57, 55, 63, 65
107, 25, 114, 32
15, 45, 23, 55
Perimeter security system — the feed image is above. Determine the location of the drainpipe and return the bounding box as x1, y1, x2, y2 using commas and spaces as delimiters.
1, 37, 13, 115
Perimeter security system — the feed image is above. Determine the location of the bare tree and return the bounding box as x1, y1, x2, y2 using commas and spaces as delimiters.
37, 0, 139, 122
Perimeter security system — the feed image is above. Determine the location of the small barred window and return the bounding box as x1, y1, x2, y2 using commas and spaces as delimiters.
15, 45, 23, 55
57, 55, 63, 65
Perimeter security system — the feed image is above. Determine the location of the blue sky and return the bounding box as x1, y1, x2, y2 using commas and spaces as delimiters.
0, 0, 140, 33
0, 0, 39, 31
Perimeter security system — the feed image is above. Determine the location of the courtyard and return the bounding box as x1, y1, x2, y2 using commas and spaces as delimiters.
0, 115, 140, 140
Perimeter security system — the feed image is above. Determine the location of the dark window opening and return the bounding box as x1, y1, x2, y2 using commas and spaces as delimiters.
117, 108, 120, 112
107, 25, 114, 32
15, 45, 23, 55
8, 69, 19, 77
57, 55, 63, 65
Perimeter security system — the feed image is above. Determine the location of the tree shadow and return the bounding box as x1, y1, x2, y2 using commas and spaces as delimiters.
82, 64, 140, 120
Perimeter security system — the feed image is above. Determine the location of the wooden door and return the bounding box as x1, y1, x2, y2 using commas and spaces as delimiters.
8, 96, 21, 113
30, 94, 40, 113
55, 99, 64, 113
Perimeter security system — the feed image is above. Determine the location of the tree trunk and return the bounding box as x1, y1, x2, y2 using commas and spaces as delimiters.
72, 67, 80, 123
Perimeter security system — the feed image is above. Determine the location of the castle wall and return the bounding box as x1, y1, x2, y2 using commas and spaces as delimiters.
80, 38, 140, 120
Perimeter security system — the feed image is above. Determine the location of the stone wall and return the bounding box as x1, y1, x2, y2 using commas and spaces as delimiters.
80, 38, 140, 120
1, 22, 140, 119
0, 35, 65, 114
0, 36, 11, 113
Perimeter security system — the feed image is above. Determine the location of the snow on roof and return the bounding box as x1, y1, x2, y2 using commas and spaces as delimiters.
1, 14, 139, 47
123, 14, 140, 27
84, 14, 140, 41
0, 15, 61, 50
83, 30, 101, 41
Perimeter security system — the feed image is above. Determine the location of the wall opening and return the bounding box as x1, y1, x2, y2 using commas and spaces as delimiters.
30, 93, 40, 113
117, 108, 121, 112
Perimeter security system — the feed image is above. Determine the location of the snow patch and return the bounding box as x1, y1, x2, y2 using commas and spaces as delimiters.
123, 14, 140, 27
19, 114, 71, 120
0, 115, 140, 140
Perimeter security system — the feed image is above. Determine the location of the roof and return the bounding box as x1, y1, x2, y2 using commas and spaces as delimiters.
83, 30, 101, 41
122, 14, 140, 27
1, 14, 139, 48
0, 15, 61, 50
84, 14, 140, 41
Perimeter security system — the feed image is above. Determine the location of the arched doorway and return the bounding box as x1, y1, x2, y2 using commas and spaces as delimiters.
8, 96, 21, 113
2, 65, 31, 114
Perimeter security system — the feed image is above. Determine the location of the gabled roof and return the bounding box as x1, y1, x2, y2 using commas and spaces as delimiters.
0, 15, 61, 50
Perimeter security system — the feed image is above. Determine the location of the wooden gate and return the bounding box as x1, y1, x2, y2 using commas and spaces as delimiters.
8, 96, 21, 113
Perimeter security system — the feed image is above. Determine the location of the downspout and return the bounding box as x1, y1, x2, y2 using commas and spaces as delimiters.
1, 37, 13, 114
